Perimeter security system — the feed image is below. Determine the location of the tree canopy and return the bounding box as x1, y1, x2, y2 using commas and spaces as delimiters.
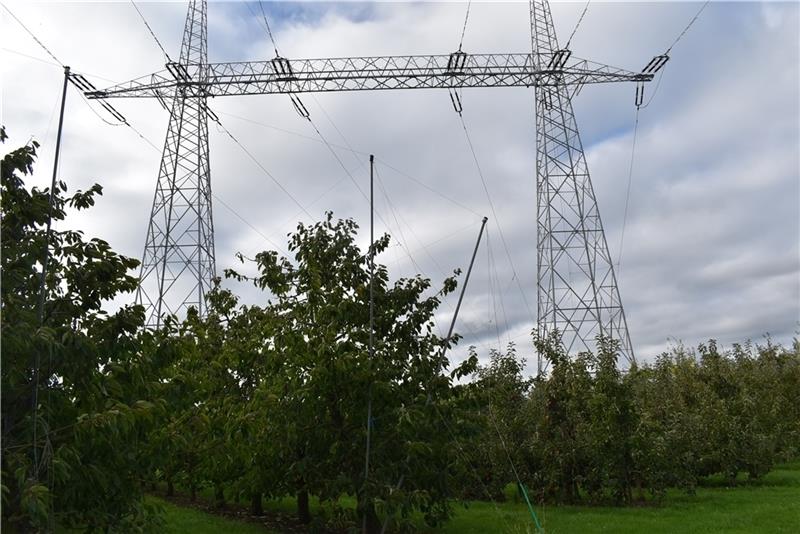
1, 126, 165, 531
2, 127, 799, 532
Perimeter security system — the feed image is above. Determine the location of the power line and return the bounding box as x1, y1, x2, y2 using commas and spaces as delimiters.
76, 90, 125, 127
565, 0, 591, 50
219, 2, 479, 280
458, 114, 535, 323
304, 92, 478, 330
487, 229, 502, 346
457, 0, 473, 51
129, 0, 173, 62
213, 194, 290, 258
118, 112, 292, 257
615, 2, 712, 274
244, 1, 374, 214
376, 159, 483, 218
243, 0, 281, 58
310, 94, 364, 169
638, 63, 668, 110
124, 121, 161, 152
374, 165, 499, 354
263, 175, 351, 251
487, 227, 511, 346
251, 12, 472, 235
39, 85, 65, 155
636, 2, 709, 111
304, 114, 374, 203
213, 120, 316, 221
215, 110, 483, 219
666, 0, 712, 55
306, 95, 482, 225
217, 109, 363, 154
72, 74, 162, 151
617, 107, 640, 272
257, 0, 280, 57
2, 47, 60, 67
304, 115, 422, 247
374, 168, 445, 337
374, 170, 429, 276
2, 3, 62, 65
381, 220, 481, 270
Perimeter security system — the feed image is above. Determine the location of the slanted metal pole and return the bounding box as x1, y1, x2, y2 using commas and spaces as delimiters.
442, 216, 488, 359
32, 64, 69, 484
37, 65, 70, 326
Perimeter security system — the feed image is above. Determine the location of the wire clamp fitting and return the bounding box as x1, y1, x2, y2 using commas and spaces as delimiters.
271, 56, 295, 80
289, 94, 310, 120
634, 82, 645, 108
166, 62, 191, 82
449, 88, 464, 115
446, 50, 468, 75
547, 49, 572, 70
642, 54, 670, 74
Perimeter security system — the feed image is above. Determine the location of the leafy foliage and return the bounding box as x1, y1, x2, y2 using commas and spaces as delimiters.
468, 334, 800, 505
2, 126, 798, 532
155, 214, 473, 532
1, 127, 165, 531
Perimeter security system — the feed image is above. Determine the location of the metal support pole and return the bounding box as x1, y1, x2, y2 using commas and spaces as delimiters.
32, 65, 69, 483
369, 153, 375, 365
442, 216, 489, 359
363, 154, 375, 533
37, 65, 70, 326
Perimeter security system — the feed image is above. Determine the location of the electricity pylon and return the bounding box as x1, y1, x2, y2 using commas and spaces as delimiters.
89, 0, 665, 361
134, 0, 214, 325
532, 0, 640, 363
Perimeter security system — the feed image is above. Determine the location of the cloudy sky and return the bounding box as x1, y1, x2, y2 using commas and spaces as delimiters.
2, 0, 798, 371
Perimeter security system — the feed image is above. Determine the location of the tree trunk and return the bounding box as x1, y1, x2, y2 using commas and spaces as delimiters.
250, 491, 263, 516
214, 482, 225, 509
190, 481, 197, 502
166, 478, 174, 497
362, 500, 381, 534
297, 489, 311, 524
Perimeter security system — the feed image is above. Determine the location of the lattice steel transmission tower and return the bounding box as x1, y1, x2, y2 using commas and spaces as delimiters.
135, 0, 214, 326
531, 0, 635, 362
90, 0, 665, 358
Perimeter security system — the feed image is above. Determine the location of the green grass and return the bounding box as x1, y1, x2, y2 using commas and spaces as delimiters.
154, 498, 278, 534
157, 462, 800, 533
442, 462, 800, 534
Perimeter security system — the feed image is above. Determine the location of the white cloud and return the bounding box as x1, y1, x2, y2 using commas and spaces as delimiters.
2, 1, 798, 373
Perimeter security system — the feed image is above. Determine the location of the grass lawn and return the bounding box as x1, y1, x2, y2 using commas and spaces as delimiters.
155, 461, 800, 533
155, 498, 279, 534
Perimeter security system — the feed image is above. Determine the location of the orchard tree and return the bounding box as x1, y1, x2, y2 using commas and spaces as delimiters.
466, 343, 535, 500
1, 127, 164, 530
227, 213, 474, 532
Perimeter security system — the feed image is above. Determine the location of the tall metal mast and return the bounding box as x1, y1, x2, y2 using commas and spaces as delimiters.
93, 0, 662, 359
531, 0, 635, 363
136, 0, 215, 327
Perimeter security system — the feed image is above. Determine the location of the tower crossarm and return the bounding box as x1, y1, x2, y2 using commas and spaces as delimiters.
86, 52, 653, 99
